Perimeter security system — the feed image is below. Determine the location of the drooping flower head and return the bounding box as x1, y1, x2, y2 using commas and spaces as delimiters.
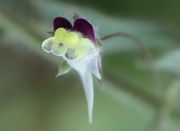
42, 16, 102, 123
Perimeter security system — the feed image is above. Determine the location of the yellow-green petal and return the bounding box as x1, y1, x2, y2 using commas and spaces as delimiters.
63, 32, 79, 48
74, 38, 93, 58
54, 28, 67, 41
51, 42, 67, 56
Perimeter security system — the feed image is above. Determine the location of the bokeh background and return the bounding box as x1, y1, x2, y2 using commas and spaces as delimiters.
0, 0, 180, 131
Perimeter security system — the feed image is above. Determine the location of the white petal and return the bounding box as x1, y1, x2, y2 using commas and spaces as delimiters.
65, 47, 101, 123
79, 69, 94, 123
42, 37, 54, 53
90, 56, 102, 79
67, 55, 95, 123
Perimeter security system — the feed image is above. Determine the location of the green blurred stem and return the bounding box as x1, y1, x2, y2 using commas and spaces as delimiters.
149, 80, 180, 131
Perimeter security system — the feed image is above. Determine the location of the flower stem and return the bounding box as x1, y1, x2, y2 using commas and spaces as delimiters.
101, 33, 150, 59
100, 32, 162, 91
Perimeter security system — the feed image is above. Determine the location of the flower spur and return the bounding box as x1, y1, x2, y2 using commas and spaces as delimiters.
42, 17, 102, 123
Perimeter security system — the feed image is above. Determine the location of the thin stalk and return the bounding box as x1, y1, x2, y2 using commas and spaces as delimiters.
100, 33, 162, 92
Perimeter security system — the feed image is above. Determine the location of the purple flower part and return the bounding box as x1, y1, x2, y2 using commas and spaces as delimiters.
53, 17, 73, 31
73, 18, 96, 43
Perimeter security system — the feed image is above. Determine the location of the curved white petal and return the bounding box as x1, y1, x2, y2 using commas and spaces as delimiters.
65, 46, 101, 123
42, 37, 54, 53
90, 56, 102, 79
79, 69, 94, 123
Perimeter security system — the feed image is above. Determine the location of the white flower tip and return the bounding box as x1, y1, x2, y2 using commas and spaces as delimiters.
94, 73, 102, 80
89, 116, 93, 124
55, 71, 66, 78
78, 69, 94, 124
88, 105, 93, 124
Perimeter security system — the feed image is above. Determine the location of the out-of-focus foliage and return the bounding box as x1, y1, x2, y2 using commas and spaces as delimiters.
0, 0, 180, 131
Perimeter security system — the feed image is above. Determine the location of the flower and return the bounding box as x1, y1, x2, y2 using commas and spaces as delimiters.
42, 17, 102, 123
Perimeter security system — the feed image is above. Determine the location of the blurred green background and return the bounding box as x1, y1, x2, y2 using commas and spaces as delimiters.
0, 0, 180, 131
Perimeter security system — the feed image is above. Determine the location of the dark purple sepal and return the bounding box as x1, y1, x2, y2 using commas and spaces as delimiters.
53, 17, 73, 31
73, 18, 96, 43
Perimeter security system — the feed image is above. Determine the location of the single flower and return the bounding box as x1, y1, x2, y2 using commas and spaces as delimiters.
42, 17, 102, 123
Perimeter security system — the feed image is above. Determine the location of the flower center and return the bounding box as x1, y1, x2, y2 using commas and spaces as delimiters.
55, 28, 79, 48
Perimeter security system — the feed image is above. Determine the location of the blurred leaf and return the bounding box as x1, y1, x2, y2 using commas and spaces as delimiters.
154, 50, 180, 75
0, 12, 59, 65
